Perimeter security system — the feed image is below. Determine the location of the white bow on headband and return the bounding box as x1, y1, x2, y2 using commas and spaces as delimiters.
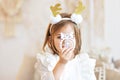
50, 2, 85, 25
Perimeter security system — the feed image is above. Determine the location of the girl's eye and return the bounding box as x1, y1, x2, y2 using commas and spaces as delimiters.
57, 36, 62, 39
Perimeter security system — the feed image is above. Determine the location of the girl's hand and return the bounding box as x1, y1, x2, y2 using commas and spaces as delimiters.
53, 47, 74, 80
59, 47, 74, 64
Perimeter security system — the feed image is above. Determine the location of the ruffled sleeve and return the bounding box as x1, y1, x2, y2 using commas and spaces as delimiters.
34, 52, 59, 80
77, 53, 96, 80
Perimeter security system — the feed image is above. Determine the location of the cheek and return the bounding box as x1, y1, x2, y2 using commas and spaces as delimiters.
54, 39, 61, 50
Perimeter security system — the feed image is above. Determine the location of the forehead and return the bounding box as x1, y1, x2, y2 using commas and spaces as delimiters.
55, 24, 75, 34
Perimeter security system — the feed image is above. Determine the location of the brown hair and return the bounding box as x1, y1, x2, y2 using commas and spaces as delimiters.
42, 13, 82, 56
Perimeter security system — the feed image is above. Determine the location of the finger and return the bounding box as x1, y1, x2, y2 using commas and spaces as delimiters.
60, 47, 67, 53
62, 47, 73, 56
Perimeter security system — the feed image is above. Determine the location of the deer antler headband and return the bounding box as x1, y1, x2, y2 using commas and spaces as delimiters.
50, 1, 85, 25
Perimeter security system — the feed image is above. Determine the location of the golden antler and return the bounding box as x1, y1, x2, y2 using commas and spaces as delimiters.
50, 3, 62, 17
75, 1, 85, 14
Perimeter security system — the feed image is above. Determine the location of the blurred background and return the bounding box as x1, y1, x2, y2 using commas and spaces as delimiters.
0, 0, 120, 80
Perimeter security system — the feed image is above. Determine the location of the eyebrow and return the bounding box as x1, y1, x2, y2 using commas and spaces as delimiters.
56, 34, 61, 35
54, 34, 61, 36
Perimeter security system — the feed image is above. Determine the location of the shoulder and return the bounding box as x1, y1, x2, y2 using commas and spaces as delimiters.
76, 52, 96, 69
76, 53, 96, 80
35, 52, 59, 71
77, 52, 96, 62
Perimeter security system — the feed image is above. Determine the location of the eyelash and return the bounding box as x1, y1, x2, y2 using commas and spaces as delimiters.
57, 35, 75, 39
57, 36, 62, 39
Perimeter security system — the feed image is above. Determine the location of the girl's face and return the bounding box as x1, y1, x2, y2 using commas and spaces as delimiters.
53, 24, 76, 54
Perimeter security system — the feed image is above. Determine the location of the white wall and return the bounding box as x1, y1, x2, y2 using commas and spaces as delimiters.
0, 0, 53, 80
104, 0, 120, 60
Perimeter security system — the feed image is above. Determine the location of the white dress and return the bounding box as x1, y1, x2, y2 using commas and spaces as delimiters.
34, 52, 96, 80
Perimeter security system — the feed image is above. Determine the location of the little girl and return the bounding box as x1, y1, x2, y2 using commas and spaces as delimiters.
34, 3, 96, 80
